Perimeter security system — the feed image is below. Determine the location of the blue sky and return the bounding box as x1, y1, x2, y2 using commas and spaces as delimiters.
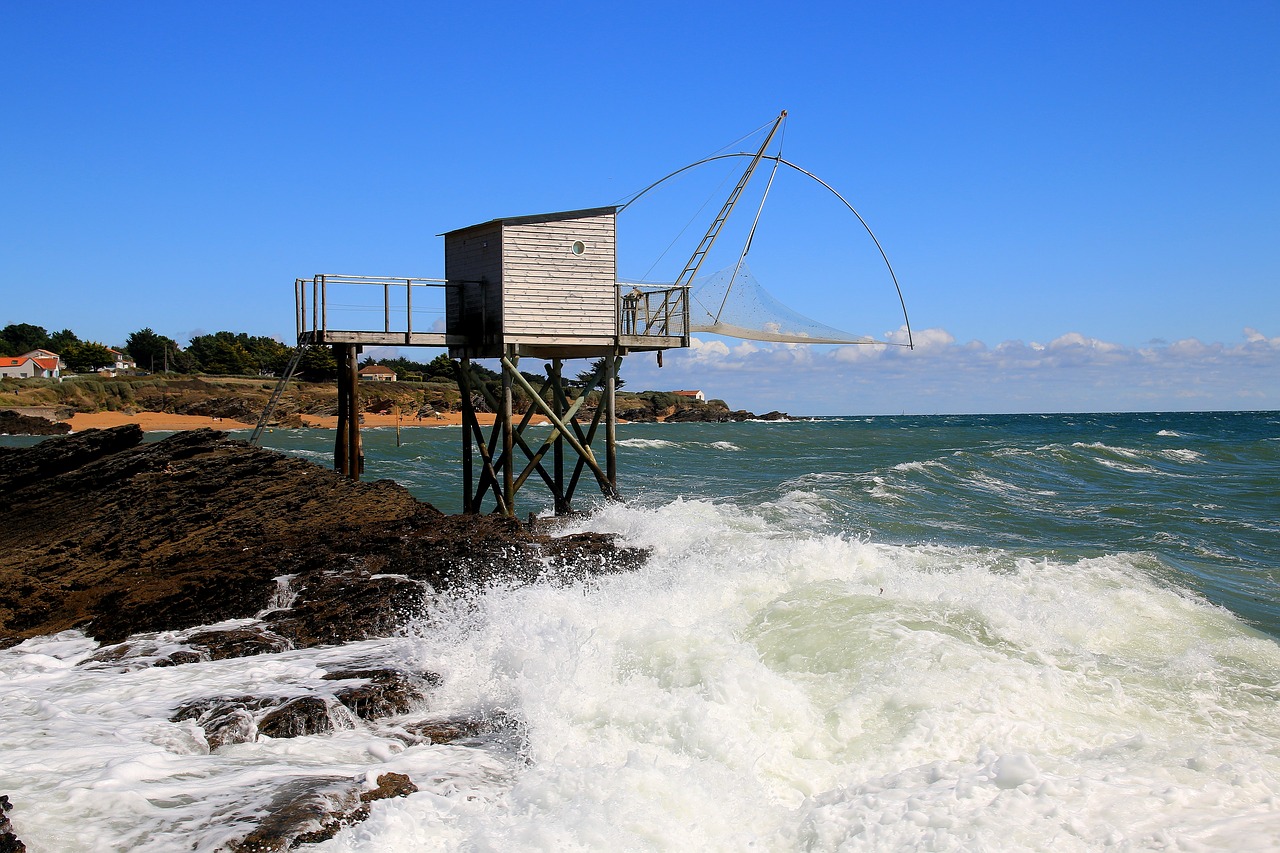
2, 1, 1277, 414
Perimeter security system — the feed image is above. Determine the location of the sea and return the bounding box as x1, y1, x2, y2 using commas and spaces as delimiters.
2, 411, 1279, 852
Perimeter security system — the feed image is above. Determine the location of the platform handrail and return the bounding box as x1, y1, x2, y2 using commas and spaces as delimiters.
618, 283, 689, 338
296, 274, 454, 344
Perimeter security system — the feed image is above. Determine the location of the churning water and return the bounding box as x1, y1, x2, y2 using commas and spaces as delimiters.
3, 411, 1279, 851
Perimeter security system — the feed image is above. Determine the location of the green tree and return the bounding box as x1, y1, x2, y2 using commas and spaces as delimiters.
187, 331, 291, 375
241, 335, 291, 375
169, 347, 200, 374
297, 345, 338, 381
187, 332, 254, 375
62, 341, 116, 373
125, 328, 180, 372
573, 358, 625, 389
47, 328, 79, 353
0, 323, 49, 356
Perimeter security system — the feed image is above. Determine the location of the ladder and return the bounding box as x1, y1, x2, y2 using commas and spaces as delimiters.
672, 110, 787, 292
249, 344, 306, 444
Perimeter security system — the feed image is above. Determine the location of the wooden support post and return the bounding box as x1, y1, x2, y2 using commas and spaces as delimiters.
501, 351, 515, 515
457, 357, 474, 513
502, 357, 615, 500
552, 359, 567, 515
333, 344, 349, 476
606, 352, 618, 495
348, 344, 363, 480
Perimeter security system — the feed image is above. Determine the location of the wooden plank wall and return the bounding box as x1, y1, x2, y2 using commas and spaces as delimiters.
501, 212, 616, 343
445, 225, 503, 342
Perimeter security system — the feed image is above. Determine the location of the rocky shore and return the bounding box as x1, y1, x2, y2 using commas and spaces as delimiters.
0, 427, 646, 849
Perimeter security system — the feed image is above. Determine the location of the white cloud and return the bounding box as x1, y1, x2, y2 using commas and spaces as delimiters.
688, 337, 730, 360
621, 327, 1280, 415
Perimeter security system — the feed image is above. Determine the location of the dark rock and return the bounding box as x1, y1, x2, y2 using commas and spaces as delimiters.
664, 405, 729, 423
0, 410, 70, 436
0, 795, 25, 853
172, 695, 277, 749
172, 693, 338, 748
185, 626, 292, 660
756, 410, 793, 421
0, 429, 648, 646
265, 573, 430, 648
400, 711, 523, 749
0, 424, 142, 493
153, 649, 204, 667
226, 776, 359, 852
662, 402, 762, 423
361, 771, 417, 803
229, 772, 418, 851
324, 668, 439, 720
617, 406, 657, 423
257, 697, 334, 739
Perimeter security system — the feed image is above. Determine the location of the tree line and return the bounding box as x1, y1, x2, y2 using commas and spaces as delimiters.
3, 322, 628, 388
0, 322, 339, 379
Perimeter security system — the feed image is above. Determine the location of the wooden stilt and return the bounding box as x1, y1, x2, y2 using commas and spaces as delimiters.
551, 359, 568, 515
334, 344, 349, 476
456, 358, 474, 512
348, 344, 363, 479
501, 350, 515, 514
605, 351, 618, 495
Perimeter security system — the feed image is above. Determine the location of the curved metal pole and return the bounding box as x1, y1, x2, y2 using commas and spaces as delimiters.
618, 153, 913, 349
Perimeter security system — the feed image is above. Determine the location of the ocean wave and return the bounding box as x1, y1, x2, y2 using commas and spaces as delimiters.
6, 500, 1280, 851
617, 438, 680, 449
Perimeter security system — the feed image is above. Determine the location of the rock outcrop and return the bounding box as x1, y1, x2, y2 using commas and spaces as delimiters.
0, 427, 645, 647
0, 410, 70, 436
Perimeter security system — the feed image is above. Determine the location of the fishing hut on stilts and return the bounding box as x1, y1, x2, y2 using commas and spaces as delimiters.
261, 204, 692, 516
254, 110, 912, 516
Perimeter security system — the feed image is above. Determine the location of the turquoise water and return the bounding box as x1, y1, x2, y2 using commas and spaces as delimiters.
252, 411, 1280, 639
5, 411, 1280, 851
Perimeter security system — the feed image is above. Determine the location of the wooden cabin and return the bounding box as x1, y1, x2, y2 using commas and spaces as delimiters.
443, 206, 687, 359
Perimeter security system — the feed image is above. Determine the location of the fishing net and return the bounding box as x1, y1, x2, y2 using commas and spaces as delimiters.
686, 261, 877, 345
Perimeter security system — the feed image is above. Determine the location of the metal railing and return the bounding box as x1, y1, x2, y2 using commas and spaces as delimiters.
295, 274, 453, 342
618, 284, 689, 339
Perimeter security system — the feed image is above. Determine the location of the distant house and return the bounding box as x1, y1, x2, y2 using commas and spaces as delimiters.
102, 348, 136, 375
1, 350, 62, 379
358, 364, 397, 382
112, 348, 135, 370
673, 389, 706, 402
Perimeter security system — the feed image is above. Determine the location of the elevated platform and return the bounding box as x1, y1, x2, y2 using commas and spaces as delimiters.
294, 274, 689, 358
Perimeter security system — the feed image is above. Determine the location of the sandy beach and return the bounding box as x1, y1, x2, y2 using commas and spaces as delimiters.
61, 410, 538, 432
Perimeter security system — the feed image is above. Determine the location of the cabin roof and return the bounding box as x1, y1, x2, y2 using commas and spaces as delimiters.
440, 205, 617, 237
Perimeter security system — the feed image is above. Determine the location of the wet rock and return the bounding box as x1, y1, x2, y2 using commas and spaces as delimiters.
226, 776, 359, 853
257, 697, 334, 739
0, 410, 70, 436
171, 694, 339, 749
324, 668, 439, 720
184, 626, 292, 660
265, 573, 430, 648
399, 711, 524, 749
0, 795, 25, 853
756, 410, 794, 421
152, 649, 205, 667
230, 772, 419, 851
172, 695, 279, 749
1, 428, 648, 647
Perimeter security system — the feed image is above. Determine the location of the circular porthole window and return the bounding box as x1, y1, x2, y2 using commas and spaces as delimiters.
571, 241, 586, 255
